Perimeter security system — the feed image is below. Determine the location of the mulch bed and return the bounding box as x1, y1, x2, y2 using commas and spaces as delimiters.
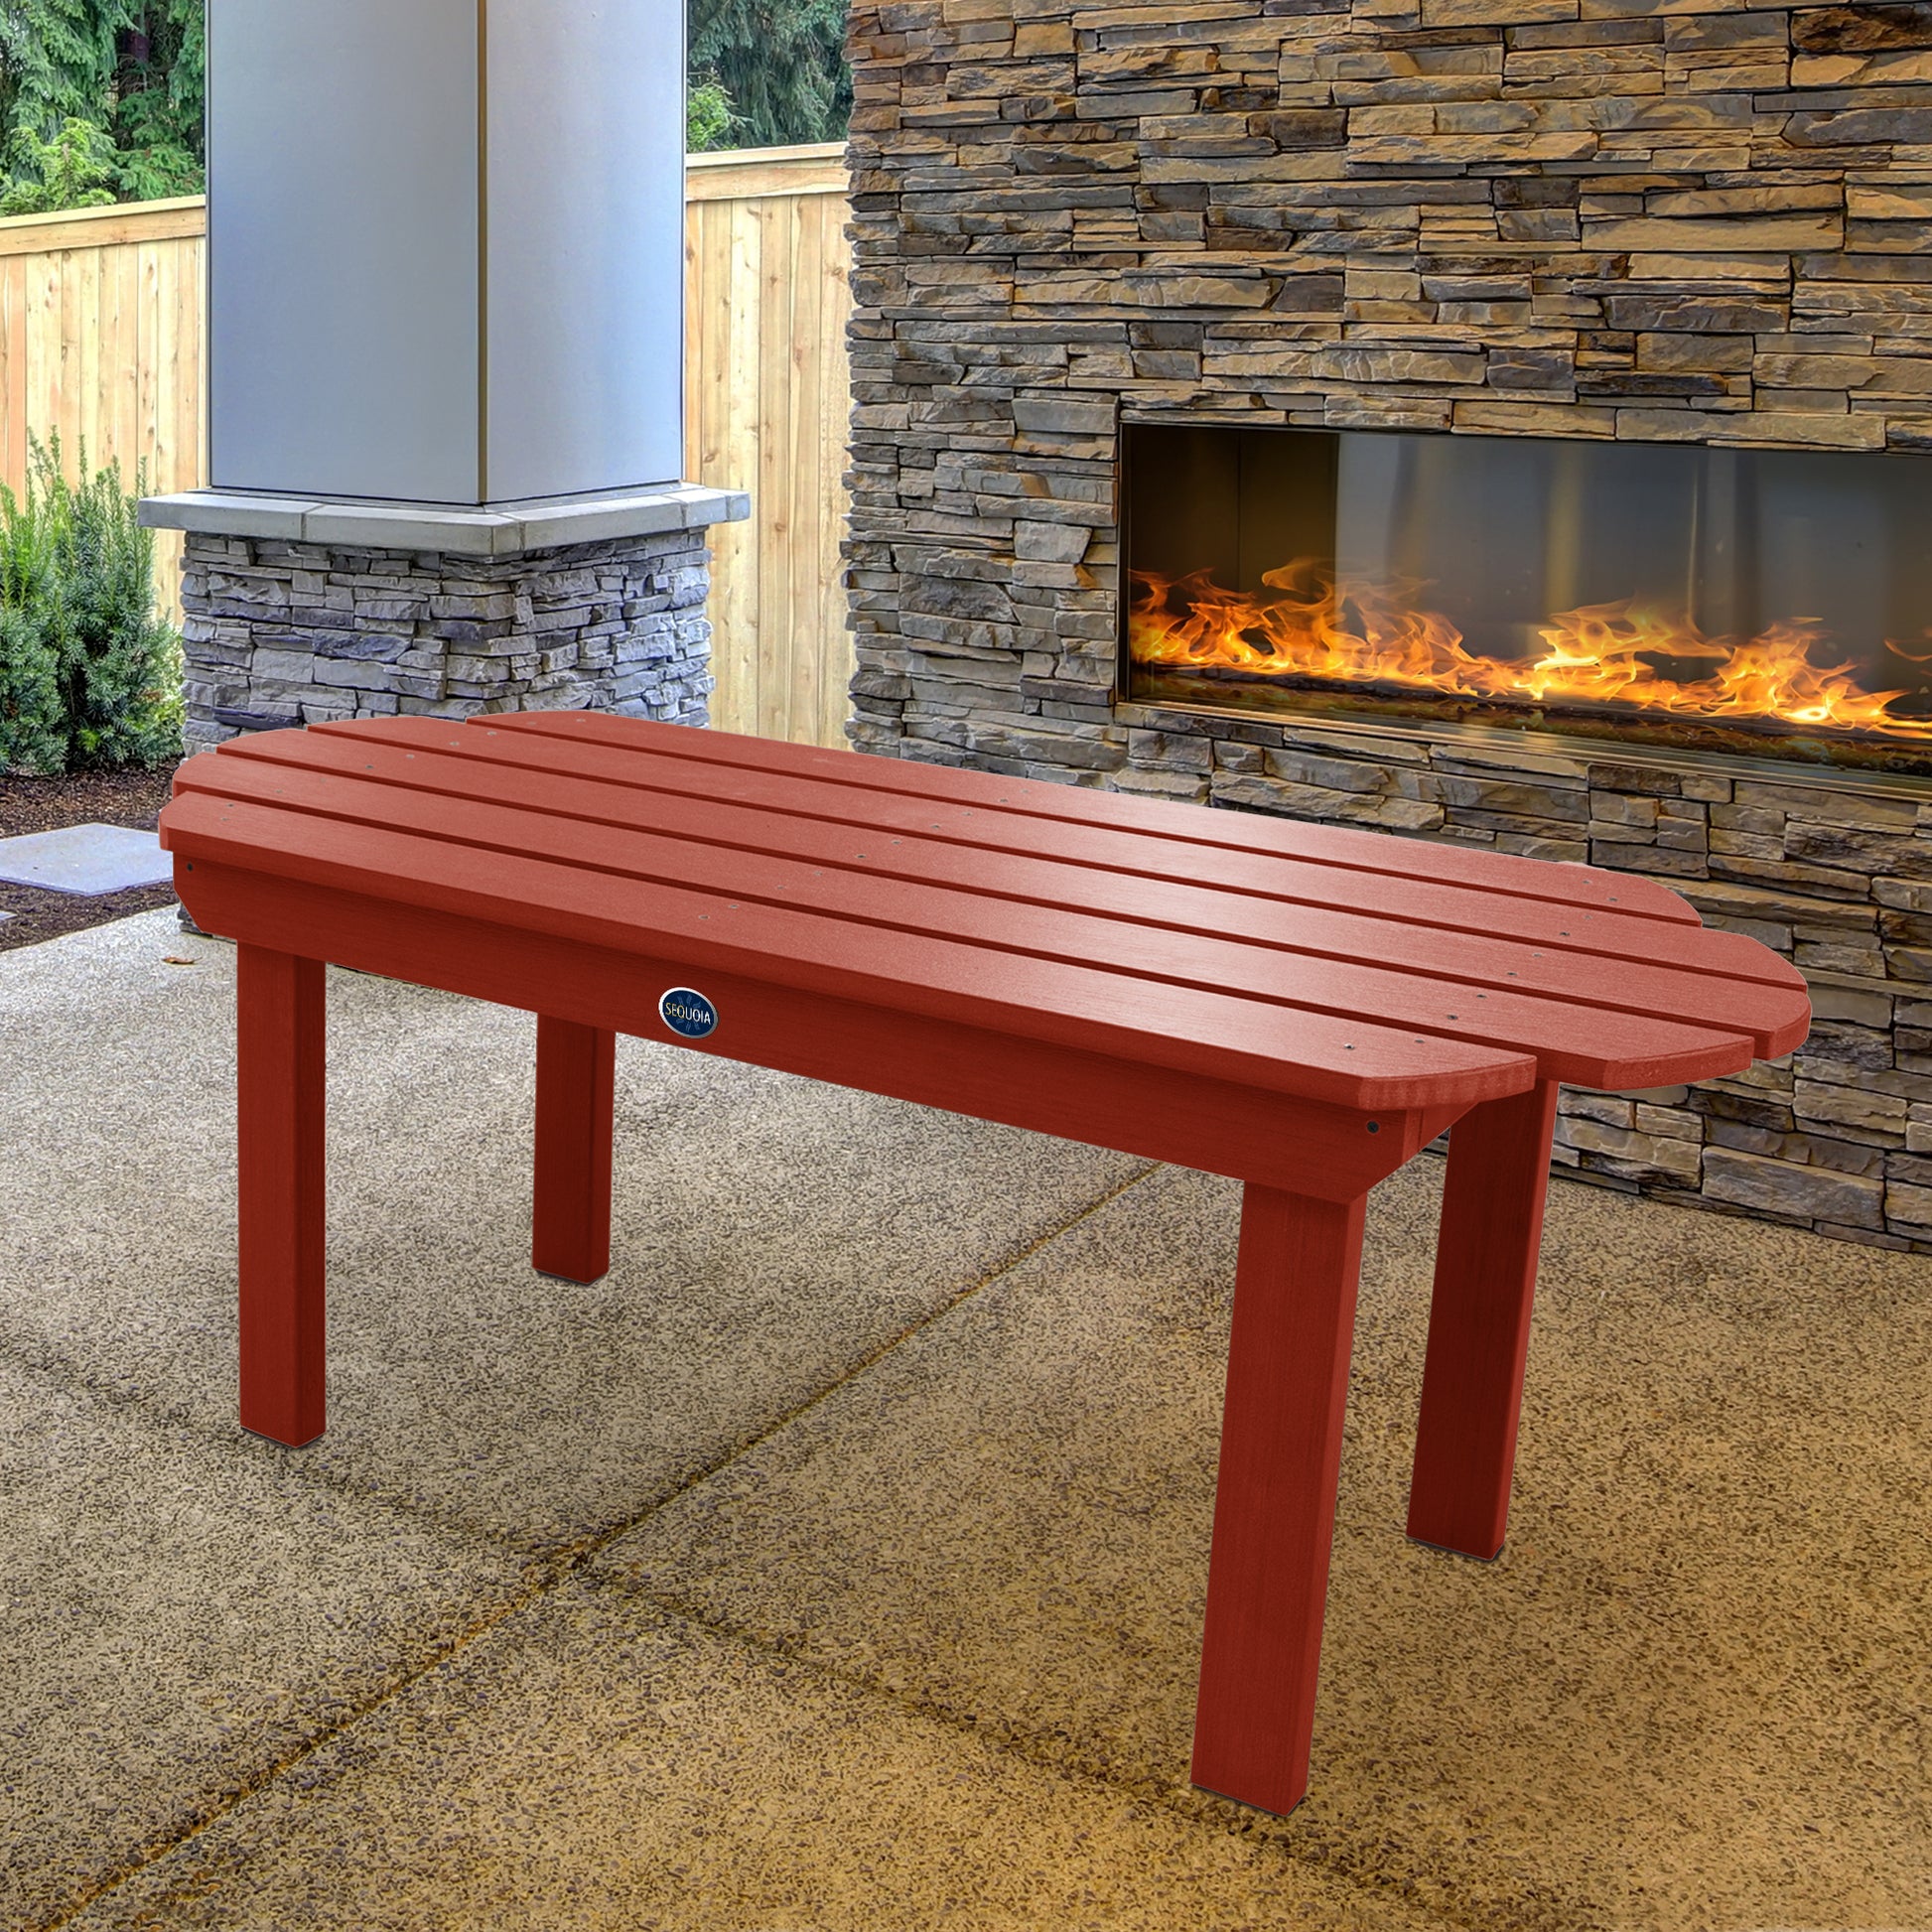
0, 761, 183, 954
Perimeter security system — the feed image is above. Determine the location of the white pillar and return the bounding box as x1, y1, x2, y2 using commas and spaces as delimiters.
205, 0, 687, 507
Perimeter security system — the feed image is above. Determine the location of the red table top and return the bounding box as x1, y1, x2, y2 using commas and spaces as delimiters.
159, 713, 1810, 1116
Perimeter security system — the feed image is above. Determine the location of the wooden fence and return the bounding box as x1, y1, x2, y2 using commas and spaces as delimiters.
0, 143, 855, 750
685, 145, 855, 747
0, 195, 206, 626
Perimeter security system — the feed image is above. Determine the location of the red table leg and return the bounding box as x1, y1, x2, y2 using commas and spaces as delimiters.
1406, 1078, 1560, 1561
236, 944, 327, 1448
533, 1016, 616, 1284
1192, 1184, 1367, 1817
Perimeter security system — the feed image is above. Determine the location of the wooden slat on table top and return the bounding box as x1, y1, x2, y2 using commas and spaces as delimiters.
169, 754, 1776, 1088
160, 787, 1535, 1115
211, 725, 1807, 1054
163, 718, 1804, 1096
477, 712, 1700, 925
297, 716, 1795, 990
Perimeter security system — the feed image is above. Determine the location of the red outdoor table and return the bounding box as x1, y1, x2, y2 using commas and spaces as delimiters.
158, 712, 1809, 1817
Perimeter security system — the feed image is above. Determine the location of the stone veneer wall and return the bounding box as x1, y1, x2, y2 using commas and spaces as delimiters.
1132, 710, 1932, 1249
842, 0, 1932, 1245
844, 0, 1932, 766
179, 530, 715, 757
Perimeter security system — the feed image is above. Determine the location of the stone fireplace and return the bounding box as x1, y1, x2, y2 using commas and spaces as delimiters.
842, 0, 1932, 1247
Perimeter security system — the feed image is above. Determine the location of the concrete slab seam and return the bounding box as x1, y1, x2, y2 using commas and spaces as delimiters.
23, 1162, 1168, 1932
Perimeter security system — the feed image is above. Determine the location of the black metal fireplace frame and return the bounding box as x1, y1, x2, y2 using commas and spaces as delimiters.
1113, 416, 1932, 782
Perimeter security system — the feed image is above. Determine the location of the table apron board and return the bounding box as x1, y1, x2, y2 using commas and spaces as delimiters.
179, 860, 1474, 1201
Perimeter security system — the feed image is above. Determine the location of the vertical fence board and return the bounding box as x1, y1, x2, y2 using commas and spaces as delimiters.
112, 240, 140, 473
816, 192, 856, 752
755, 194, 793, 742
24, 252, 59, 463
0, 257, 24, 483
0, 152, 856, 746
72, 246, 101, 467
787, 193, 825, 746
695, 193, 759, 737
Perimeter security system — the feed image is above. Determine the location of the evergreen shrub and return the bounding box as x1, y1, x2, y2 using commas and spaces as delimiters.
0, 435, 182, 774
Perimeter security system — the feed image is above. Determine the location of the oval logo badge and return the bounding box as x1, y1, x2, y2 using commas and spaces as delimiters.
659, 987, 719, 1039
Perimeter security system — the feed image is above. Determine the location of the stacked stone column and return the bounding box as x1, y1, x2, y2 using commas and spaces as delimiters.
177, 530, 716, 754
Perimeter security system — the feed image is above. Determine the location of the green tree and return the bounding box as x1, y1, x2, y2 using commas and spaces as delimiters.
102, 0, 204, 199
0, 0, 205, 211
689, 0, 851, 150
0, 0, 848, 210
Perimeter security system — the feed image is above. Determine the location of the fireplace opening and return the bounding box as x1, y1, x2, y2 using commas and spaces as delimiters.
1121, 422, 1932, 775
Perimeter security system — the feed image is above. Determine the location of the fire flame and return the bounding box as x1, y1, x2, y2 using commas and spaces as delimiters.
1128, 563, 1932, 741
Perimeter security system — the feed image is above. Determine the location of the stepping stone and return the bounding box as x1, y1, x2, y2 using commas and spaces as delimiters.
0, 825, 173, 897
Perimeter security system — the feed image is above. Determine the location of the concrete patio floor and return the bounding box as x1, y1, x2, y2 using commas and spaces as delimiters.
2, 908, 1927, 1932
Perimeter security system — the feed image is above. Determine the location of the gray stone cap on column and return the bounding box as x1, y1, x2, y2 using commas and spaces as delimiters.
138, 482, 752, 557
